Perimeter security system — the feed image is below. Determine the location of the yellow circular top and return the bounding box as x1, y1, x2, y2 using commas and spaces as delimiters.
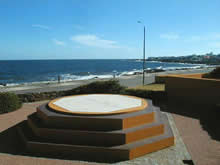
48, 94, 148, 115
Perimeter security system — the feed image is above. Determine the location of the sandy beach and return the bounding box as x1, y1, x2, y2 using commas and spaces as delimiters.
0, 67, 214, 94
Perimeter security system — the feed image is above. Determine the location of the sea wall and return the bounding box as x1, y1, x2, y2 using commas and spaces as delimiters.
165, 74, 220, 107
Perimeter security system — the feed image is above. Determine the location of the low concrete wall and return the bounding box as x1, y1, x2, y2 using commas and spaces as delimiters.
165, 74, 220, 107
155, 73, 204, 83
155, 75, 167, 83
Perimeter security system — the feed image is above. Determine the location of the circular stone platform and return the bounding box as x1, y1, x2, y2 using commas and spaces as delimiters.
48, 94, 148, 115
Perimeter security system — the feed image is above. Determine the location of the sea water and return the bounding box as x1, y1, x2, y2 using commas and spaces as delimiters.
0, 59, 207, 86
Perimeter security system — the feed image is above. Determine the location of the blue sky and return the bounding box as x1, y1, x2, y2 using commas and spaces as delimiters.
0, 0, 220, 60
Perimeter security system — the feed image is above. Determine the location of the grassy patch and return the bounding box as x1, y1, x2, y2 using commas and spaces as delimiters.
130, 83, 165, 91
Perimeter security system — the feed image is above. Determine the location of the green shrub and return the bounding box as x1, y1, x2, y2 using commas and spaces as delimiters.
65, 80, 125, 95
0, 92, 22, 114
122, 88, 153, 98
202, 67, 220, 79
18, 91, 65, 103
15, 80, 167, 104
122, 88, 166, 100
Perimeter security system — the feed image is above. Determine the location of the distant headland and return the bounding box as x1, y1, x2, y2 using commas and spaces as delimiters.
146, 52, 220, 65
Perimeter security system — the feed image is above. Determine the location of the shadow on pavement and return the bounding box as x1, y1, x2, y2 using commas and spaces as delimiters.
0, 121, 120, 163
0, 123, 24, 154
154, 100, 220, 142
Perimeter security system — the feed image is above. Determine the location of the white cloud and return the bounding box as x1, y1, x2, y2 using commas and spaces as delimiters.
70, 34, 119, 48
52, 39, 65, 46
160, 33, 179, 40
32, 24, 50, 30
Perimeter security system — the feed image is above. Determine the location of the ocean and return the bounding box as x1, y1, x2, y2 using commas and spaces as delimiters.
0, 59, 206, 86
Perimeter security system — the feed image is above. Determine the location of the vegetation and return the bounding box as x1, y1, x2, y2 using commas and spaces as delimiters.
202, 67, 220, 79
19, 80, 126, 102
122, 83, 166, 102
18, 80, 167, 103
0, 92, 22, 114
65, 79, 126, 95
147, 52, 220, 65
18, 91, 65, 103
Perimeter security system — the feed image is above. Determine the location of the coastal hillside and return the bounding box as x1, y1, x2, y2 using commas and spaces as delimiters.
147, 52, 220, 65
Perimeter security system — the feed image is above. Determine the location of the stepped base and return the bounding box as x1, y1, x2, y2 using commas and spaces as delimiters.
17, 112, 174, 162
27, 108, 164, 146
17, 97, 174, 162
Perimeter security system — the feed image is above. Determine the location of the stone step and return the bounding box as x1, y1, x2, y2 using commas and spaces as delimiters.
115, 113, 174, 160
17, 113, 174, 162
27, 109, 164, 147
36, 100, 157, 131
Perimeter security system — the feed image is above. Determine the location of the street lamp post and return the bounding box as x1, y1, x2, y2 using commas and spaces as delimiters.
138, 21, 146, 86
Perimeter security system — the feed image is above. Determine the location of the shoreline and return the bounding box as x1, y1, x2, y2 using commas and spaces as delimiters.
0, 61, 215, 88
0, 67, 214, 94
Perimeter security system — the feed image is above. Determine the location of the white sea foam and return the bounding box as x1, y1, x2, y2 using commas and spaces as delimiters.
2, 64, 212, 87
161, 65, 209, 71
120, 69, 143, 76
4, 83, 20, 87
2, 74, 114, 87
60, 74, 113, 81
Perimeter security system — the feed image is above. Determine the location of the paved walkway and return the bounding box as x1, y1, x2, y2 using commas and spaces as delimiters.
172, 113, 220, 165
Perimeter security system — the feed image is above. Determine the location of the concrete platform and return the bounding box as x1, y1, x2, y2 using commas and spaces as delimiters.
17, 114, 174, 162
37, 101, 155, 131
27, 109, 163, 146
17, 95, 175, 162
48, 94, 147, 115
